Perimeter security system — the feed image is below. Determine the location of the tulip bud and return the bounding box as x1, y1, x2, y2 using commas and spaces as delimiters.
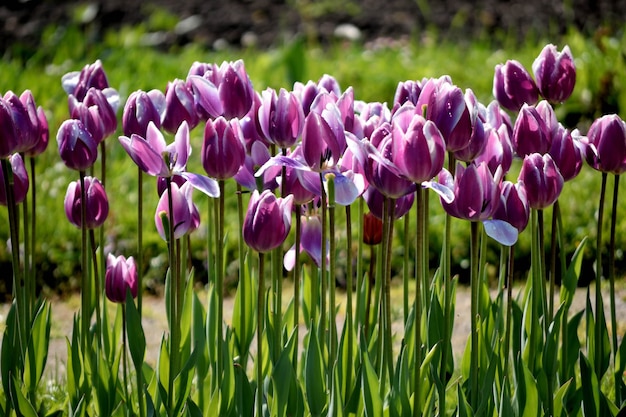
548, 125, 583, 182
584, 114, 626, 175
83, 88, 118, 139
511, 104, 552, 157
105, 254, 138, 303
243, 190, 293, 253
162, 79, 199, 134
155, 181, 194, 241
393, 80, 422, 107
493, 60, 539, 112
57, 119, 98, 171
25, 106, 49, 157
215, 60, 255, 119
4, 91, 39, 153
0, 98, 18, 158
363, 211, 383, 245
258, 87, 305, 148
0, 153, 29, 205
202, 117, 245, 180
363, 186, 414, 220
532, 44, 576, 103
123, 90, 163, 137
62, 60, 110, 102
518, 153, 564, 209
64, 176, 109, 229
493, 181, 530, 233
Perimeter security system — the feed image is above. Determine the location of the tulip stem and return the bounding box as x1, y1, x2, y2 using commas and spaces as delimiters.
504, 244, 515, 377
327, 174, 337, 369
20, 156, 31, 323
29, 157, 37, 311
137, 168, 143, 317
356, 198, 364, 335
79, 171, 90, 355
256, 252, 266, 417
122, 304, 130, 417
236, 184, 248, 366
319, 172, 327, 362
165, 177, 180, 413
217, 180, 225, 383
403, 210, 410, 325
595, 173, 607, 375
609, 174, 620, 404
414, 186, 424, 417
344, 204, 354, 401
469, 220, 481, 408
549, 201, 560, 323
89, 229, 102, 350
293, 205, 302, 371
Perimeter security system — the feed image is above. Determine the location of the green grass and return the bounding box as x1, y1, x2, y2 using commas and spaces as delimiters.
1, 18, 626, 292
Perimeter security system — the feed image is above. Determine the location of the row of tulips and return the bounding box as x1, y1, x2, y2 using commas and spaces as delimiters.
0, 42, 624, 416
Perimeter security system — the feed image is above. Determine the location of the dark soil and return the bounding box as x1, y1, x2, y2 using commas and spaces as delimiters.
2, 0, 626, 55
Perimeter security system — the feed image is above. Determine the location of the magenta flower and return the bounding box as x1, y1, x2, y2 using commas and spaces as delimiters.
257, 87, 305, 148
243, 190, 293, 253
119, 121, 219, 197
518, 153, 564, 209
68, 90, 117, 145
105, 254, 138, 303
0, 97, 18, 158
61, 60, 110, 101
154, 181, 195, 241
493, 181, 530, 233
123, 89, 165, 137
393, 79, 423, 108
4, 91, 40, 154
64, 176, 109, 229
284, 214, 328, 271
475, 125, 513, 176
202, 117, 245, 180
0, 153, 29, 205
584, 114, 626, 174
161, 79, 199, 134
548, 124, 583, 182
493, 60, 539, 112
363, 186, 414, 220
25, 103, 49, 158
57, 119, 98, 171
511, 103, 552, 157
532, 44, 576, 103
425, 81, 474, 153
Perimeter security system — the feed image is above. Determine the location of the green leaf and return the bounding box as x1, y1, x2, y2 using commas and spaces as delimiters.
186, 398, 203, 417
305, 326, 327, 416
232, 253, 256, 360
579, 352, 600, 417
24, 299, 51, 394
520, 363, 539, 417
126, 291, 146, 371
328, 362, 345, 417
457, 383, 473, 417
271, 338, 294, 417
11, 377, 37, 417
361, 349, 383, 417
560, 237, 587, 308
553, 379, 572, 417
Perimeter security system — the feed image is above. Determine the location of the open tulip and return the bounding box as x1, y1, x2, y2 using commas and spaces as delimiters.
57, 119, 98, 171
105, 254, 138, 303
243, 189, 293, 253
518, 153, 564, 209
532, 44, 576, 103
0, 153, 29, 205
64, 176, 109, 229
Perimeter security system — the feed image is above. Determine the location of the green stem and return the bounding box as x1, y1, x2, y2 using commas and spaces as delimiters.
529, 209, 542, 372
256, 252, 266, 417
28, 157, 36, 311
403, 212, 410, 325
537, 209, 548, 337
272, 244, 282, 363
165, 177, 180, 413
236, 184, 247, 366
344, 204, 354, 400
319, 173, 327, 359
609, 174, 620, 404
504, 244, 515, 378
469, 221, 481, 408
122, 305, 130, 417
328, 174, 337, 368
79, 171, 90, 355
293, 206, 302, 371
414, 187, 424, 417
595, 173, 607, 375
356, 198, 365, 334
383, 197, 396, 391
20, 155, 31, 323
137, 168, 143, 317
364, 245, 376, 338
89, 229, 102, 351
217, 180, 225, 383
548, 201, 559, 323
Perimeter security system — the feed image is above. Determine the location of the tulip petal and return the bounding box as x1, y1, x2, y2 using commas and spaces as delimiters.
483, 219, 518, 246
422, 180, 455, 204
180, 172, 220, 197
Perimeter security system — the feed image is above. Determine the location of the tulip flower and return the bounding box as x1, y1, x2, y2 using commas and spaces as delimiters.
57, 119, 98, 171
424, 81, 474, 153
202, 117, 246, 180
532, 44, 576, 103
105, 254, 138, 303
61, 60, 110, 101
64, 176, 109, 229
475, 125, 513, 176
123, 90, 165, 137
119, 121, 219, 197
584, 114, 626, 175
548, 124, 583, 182
161, 79, 199, 133
4, 91, 40, 154
292, 80, 320, 116
393, 79, 422, 108
154, 181, 195, 241
25, 105, 49, 158
362, 211, 383, 245
493, 60, 539, 112
0, 98, 18, 158
284, 214, 328, 270
363, 186, 414, 220
518, 153, 564, 210
0, 153, 29, 205
243, 189, 293, 253
79, 88, 118, 139
511, 103, 552, 157
257, 87, 305, 148
493, 181, 530, 233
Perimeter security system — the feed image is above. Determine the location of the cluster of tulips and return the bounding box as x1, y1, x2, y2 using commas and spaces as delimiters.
1, 42, 625, 416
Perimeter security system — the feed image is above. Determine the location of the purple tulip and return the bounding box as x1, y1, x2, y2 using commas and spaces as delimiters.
292, 80, 320, 116
57, 119, 98, 171
493, 60, 539, 112
123, 90, 164, 137
392, 112, 445, 184
584, 114, 626, 174
548, 124, 583, 182
318, 74, 342, 96
511, 103, 552, 157
475, 125, 513, 176
284, 214, 328, 271
493, 181, 530, 233
155, 181, 195, 241
25, 105, 49, 157
161, 79, 199, 134
532, 44, 576, 103
105, 254, 138, 303
393, 80, 423, 108
202, 117, 245, 180
81, 88, 118, 139
0, 153, 29, 205
243, 189, 293, 253
119, 121, 219, 197
518, 153, 564, 209
363, 186, 414, 220
4, 91, 39, 154
62, 60, 110, 101
438, 161, 502, 221
301, 110, 344, 171
199, 60, 255, 120
64, 176, 109, 229
258, 87, 305, 148
0, 98, 18, 158
425, 81, 474, 153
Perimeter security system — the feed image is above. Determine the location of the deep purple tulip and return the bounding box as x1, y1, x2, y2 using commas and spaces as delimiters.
62, 60, 110, 102
393, 80, 423, 108
484, 100, 513, 138
452, 89, 487, 163
81, 88, 118, 139
243, 189, 293, 253
584, 114, 626, 174
200, 60, 255, 120
64, 176, 109, 229
438, 161, 502, 221
532, 44, 576, 103
284, 214, 327, 271
493, 181, 530, 233
363, 186, 414, 220
202, 117, 245, 180
155, 181, 194, 241
4, 91, 39, 154
258, 87, 305, 148
475, 124, 514, 176
123, 90, 164, 137
105, 254, 138, 303
425, 81, 473, 153
366, 126, 414, 199
511, 103, 552, 157
281, 153, 315, 205
25, 105, 49, 157
57, 119, 98, 171
392, 113, 445, 184
161, 79, 199, 134
301, 110, 344, 171
0, 153, 29, 205
548, 124, 583, 182
292, 80, 320, 116
518, 153, 564, 209
317, 74, 342, 96
69, 96, 110, 145
493, 60, 539, 112
0, 98, 18, 158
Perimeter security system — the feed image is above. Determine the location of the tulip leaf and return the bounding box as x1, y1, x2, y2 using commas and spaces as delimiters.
126, 290, 146, 372
560, 237, 587, 308
361, 348, 383, 417
233, 253, 256, 361
520, 363, 539, 417
11, 377, 37, 417
552, 378, 572, 417
483, 219, 518, 246
579, 352, 600, 417
305, 325, 327, 417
